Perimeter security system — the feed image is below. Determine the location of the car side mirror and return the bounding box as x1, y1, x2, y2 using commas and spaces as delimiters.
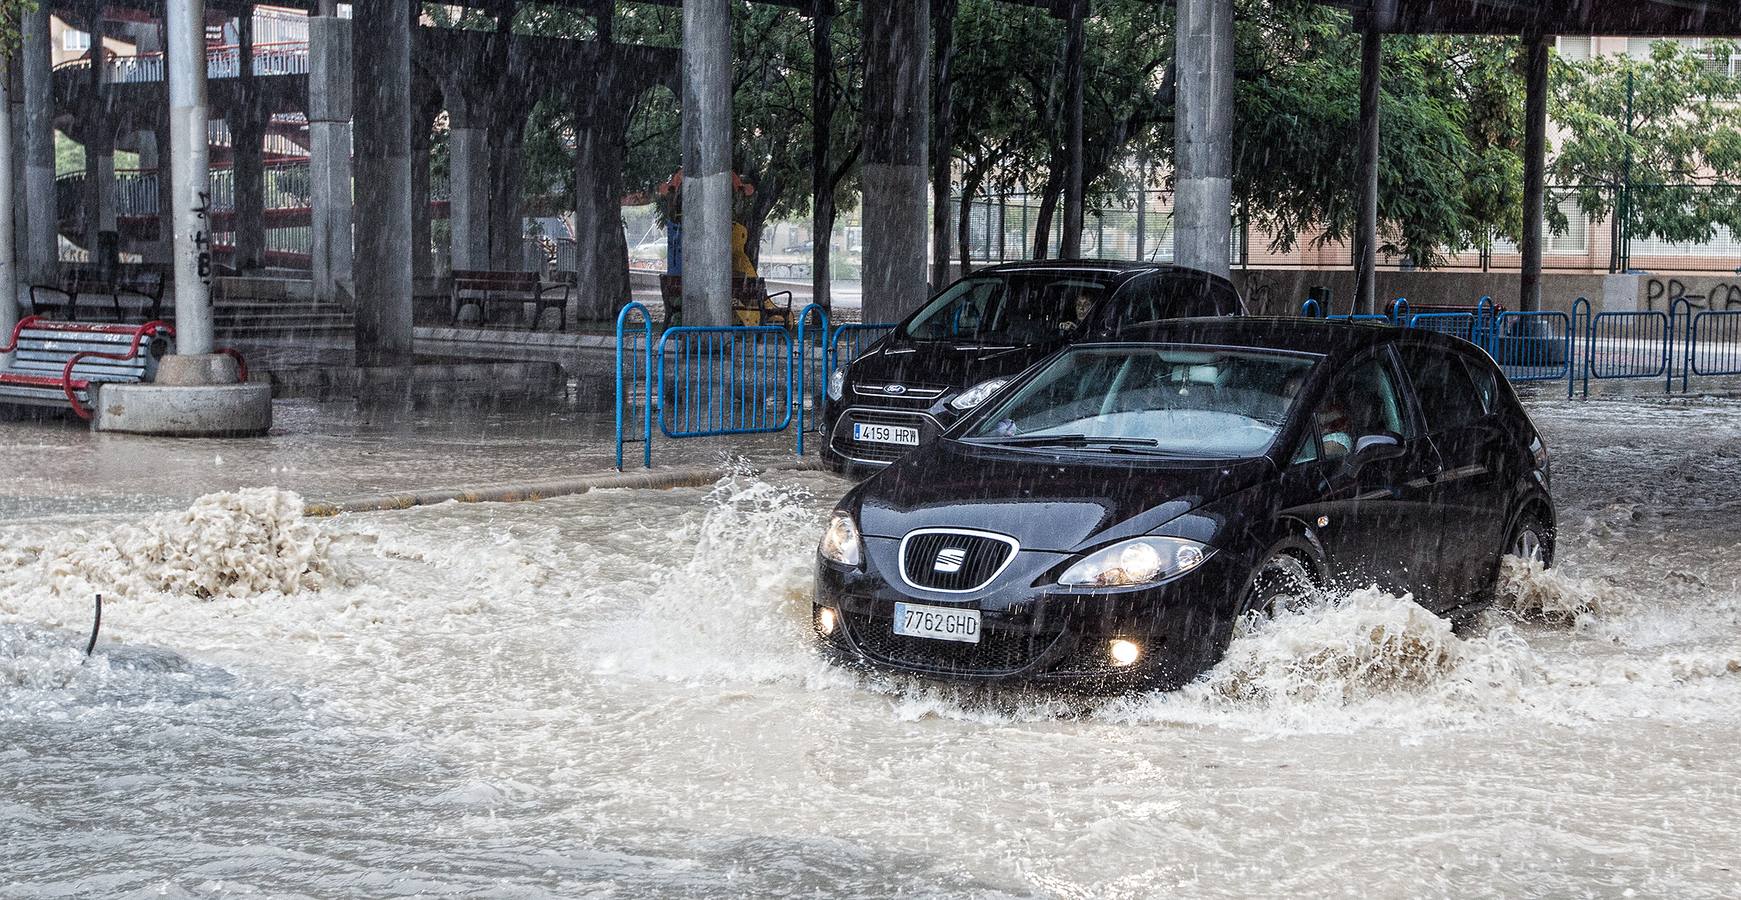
1349, 433, 1405, 467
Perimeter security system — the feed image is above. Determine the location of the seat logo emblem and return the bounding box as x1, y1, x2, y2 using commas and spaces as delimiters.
934, 547, 967, 573
884, 383, 907, 394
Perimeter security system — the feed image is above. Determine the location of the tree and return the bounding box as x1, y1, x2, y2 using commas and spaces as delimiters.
1551, 38, 1741, 250
1232, 1, 1528, 266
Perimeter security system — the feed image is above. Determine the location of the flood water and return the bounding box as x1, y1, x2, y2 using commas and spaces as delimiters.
3, 396, 1740, 898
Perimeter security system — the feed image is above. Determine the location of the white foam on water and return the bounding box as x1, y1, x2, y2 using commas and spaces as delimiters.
0, 487, 332, 601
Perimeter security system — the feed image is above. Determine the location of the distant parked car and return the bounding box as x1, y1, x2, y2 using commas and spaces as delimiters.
813, 317, 1555, 690
821, 261, 1243, 473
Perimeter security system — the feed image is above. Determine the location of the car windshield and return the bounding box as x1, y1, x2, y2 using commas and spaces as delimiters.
962, 346, 1319, 458
901, 272, 1121, 344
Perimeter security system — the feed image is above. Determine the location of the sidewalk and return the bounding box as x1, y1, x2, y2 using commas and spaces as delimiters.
0, 394, 806, 520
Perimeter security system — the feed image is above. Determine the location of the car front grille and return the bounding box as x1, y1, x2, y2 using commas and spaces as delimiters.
831, 408, 941, 464
899, 530, 1017, 592
843, 612, 1062, 676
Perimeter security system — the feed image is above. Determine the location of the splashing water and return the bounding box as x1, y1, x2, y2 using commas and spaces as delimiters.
1493, 554, 1622, 625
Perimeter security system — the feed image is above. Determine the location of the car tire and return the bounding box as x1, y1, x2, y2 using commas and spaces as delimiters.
1505, 506, 1555, 568
1241, 551, 1317, 619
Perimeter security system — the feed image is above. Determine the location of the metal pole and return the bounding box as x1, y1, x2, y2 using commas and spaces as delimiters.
168, 0, 214, 355
0, 54, 16, 358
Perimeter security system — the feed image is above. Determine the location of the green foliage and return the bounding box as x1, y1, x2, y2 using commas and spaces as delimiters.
1232, 2, 1527, 265
0, 0, 33, 54
1551, 39, 1741, 245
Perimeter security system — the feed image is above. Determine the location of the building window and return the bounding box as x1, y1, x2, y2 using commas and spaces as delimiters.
1555, 36, 1592, 62
63, 28, 91, 52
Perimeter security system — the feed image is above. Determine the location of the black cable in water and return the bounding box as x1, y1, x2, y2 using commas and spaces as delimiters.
85, 594, 102, 658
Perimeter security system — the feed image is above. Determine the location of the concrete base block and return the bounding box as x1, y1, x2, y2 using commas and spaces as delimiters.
91, 382, 273, 436
157, 353, 242, 386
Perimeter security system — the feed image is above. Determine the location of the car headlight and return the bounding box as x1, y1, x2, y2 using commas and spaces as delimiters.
827, 368, 847, 402
819, 512, 862, 567
950, 377, 1009, 410
1057, 537, 1210, 588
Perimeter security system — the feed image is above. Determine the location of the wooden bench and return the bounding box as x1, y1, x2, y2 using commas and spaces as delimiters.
450, 269, 571, 332
29, 265, 168, 323
0, 317, 173, 420
656, 274, 794, 329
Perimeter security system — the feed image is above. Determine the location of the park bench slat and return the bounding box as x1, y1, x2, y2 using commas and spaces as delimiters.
0, 318, 176, 418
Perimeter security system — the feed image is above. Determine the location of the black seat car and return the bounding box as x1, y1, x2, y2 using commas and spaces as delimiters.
821, 261, 1242, 472
813, 317, 1555, 690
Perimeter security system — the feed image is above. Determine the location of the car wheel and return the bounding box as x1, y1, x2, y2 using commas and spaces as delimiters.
1240, 551, 1317, 619
1506, 507, 1555, 567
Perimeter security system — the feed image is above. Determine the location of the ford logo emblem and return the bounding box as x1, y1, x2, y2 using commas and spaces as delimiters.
884, 384, 907, 395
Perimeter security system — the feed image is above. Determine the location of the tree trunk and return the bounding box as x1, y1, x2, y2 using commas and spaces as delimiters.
743, 174, 781, 269
1031, 164, 1062, 259
957, 163, 986, 276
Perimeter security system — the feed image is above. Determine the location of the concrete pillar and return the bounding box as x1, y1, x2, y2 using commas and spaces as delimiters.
1173, 0, 1233, 279
230, 7, 266, 271
9, 62, 25, 290
1059, 0, 1086, 259
1353, 27, 1381, 315
351, 0, 414, 364
861, 0, 930, 325
682, 0, 733, 327
168, 0, 214, 354
411, 127, 432, 280
1520, 30, 1549, 313
573, 73, 631, 321
447, 122, 489, 271
21, 5, 58, 286
486, 132, 523, 271
1, 55, 17, 347
82, 5, 117, 259
308, 14, 353, 303
930, 0, 954, 289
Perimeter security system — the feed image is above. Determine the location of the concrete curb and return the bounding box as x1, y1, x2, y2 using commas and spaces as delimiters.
304, 457, 827, 517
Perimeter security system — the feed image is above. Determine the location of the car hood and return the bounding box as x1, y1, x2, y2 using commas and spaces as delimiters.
853, 438, 1275, 552
848, 337, 1056, 391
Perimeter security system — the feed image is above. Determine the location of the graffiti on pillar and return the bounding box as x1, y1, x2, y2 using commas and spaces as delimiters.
193, 191, 212, 286
1645, 277, 1741, 312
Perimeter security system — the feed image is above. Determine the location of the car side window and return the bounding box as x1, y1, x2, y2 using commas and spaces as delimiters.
1310, 356, 1408, 459
1461, 355, 1500, 415
1398, 344, 1486, 431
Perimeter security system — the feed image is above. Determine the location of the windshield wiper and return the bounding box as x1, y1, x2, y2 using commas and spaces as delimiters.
967, 433, 1161, 448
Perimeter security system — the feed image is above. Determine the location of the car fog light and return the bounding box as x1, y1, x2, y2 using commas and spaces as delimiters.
1109, 639, 1142, 667
817, 607, 838, 636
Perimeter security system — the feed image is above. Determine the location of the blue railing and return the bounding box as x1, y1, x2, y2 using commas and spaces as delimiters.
614, 302, 655, 470
1489, 310, 1573, 385
1688, 310, 1741, 379
1582, 310, 1672, 396
657, 326, 793, 439
830, 322, 897, 370
794, 304, 831, 455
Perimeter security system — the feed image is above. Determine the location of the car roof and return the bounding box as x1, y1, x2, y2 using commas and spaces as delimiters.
1079, 316, 1470, 358
964, 260, 1227, 282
